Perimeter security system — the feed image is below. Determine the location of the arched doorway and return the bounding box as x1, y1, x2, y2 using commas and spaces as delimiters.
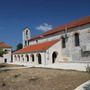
4, 59, 7, 63
52, 52, 58, 63
26, 54, 29, 62
18, 55, 20, 61
31, 54, 34, 62
14, 55, 17, 61
21, 55, 24, 62
37, 53, 42, 64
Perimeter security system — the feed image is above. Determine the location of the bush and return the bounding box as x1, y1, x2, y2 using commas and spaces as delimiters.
0, 48, 7, 57
86, 64, 90, 73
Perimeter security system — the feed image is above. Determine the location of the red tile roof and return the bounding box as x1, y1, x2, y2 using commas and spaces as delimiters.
29, 16, 90, 41
0, 42, 12, 48
13, 39, 59, 54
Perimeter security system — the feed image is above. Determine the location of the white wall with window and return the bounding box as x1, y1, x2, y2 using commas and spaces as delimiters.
0, 48, 11, 63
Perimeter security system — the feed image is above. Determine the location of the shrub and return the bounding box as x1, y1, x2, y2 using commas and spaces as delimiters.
86, 64, 90, 74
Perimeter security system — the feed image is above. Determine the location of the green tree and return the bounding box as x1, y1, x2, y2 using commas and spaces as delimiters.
16, 43, 23, 50
0, 48, 7, 57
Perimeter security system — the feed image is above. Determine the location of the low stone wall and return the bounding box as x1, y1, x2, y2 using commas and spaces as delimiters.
10, 62, 90, 71
44, 63, 90, 71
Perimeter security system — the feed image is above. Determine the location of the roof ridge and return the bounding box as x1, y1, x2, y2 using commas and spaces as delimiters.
29, 16, 90, 41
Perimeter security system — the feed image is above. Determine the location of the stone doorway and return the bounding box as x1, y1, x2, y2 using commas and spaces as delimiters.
4, 59, 7, 63
37, 53, 42, 64
52, 52, 58, 63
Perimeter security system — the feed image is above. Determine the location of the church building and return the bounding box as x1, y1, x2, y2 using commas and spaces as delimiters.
13, 16, 90, 66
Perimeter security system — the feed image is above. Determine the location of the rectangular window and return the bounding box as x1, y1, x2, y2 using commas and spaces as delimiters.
74, 33, 80, 46
62, 37, 66, 48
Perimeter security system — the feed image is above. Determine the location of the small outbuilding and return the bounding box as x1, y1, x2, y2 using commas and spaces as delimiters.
0, 42, 12, 63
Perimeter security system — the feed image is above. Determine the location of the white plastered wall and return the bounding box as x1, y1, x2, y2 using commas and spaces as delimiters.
0, 48, 11, 63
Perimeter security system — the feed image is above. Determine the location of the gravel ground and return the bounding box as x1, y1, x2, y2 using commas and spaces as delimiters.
0, 67, 89, 90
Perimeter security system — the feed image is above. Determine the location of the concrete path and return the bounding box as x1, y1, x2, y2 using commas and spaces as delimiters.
74, 80, 90, 90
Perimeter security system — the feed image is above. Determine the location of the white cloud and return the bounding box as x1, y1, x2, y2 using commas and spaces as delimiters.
36, 23, 53, 32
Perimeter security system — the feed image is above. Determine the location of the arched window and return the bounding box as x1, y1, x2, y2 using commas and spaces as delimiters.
31, 54, 34, 62
37, 53, 42, 64
62, 36, 66, 48
26, 30, 29, 39
28, 41, 29, 45
4, 49, 8, 52
26, 30, 28, 35
25, 41, 27, 46
52, 52, 58, 63
74, 33, 80, 46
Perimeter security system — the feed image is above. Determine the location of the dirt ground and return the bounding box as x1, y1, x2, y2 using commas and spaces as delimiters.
0, 63, 23, 68
0, 65, 90, 90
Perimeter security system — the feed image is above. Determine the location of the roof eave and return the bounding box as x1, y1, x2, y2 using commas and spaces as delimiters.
13, 50, 46, 54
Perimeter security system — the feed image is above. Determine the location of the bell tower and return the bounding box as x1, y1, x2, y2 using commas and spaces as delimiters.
23, 27, 30, 47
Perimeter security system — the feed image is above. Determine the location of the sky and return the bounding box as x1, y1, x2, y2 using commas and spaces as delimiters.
0, 0, 90, 50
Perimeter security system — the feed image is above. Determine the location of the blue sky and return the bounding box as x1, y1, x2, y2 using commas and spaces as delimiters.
0, 0, 90, 50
